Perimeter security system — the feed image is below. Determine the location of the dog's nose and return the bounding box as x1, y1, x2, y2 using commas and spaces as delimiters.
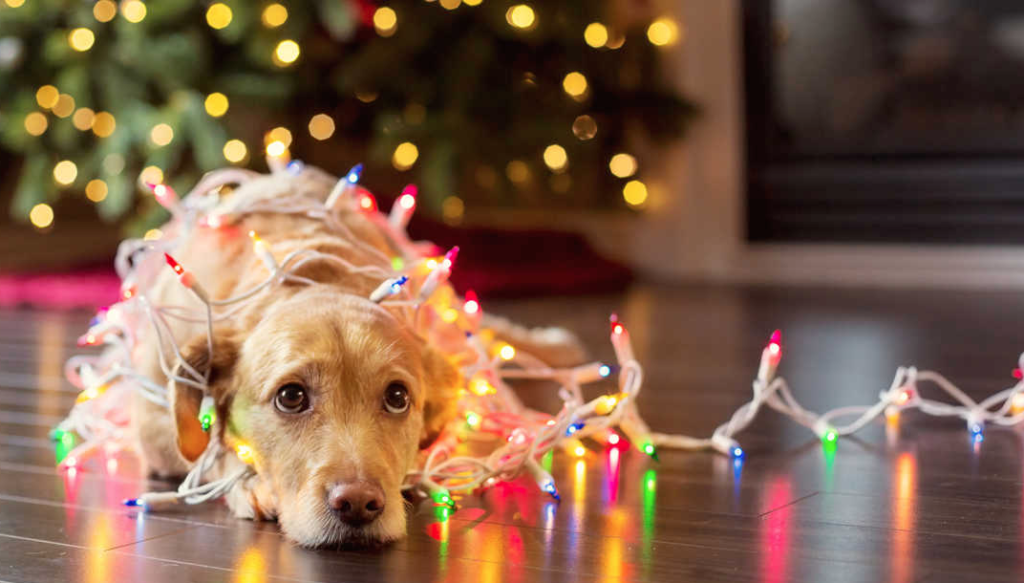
327, 481, 385, 526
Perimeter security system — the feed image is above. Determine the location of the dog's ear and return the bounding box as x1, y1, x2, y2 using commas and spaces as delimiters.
418, 345, 461, 449
169, 327, 240, 463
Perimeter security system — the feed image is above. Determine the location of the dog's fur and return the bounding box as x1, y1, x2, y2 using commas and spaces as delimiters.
131, 167, 585, 546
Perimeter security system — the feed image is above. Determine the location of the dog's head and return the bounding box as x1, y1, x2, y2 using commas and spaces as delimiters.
169, 289, 459, 546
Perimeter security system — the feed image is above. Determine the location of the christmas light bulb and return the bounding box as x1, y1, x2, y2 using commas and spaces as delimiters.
608, 313, 635, 363
235, 443, 255, 464
388, 184, 418, 229
607, 432, 621, 445
565, 421, 584, 436
147, 182, 179, 211
758, 329, 783, 382
641, 440, 658, 460
164, 253, 184, 276
198, 395, 215, 432
1012, 393, 1024, 415
573, 444, 587, 457
499, 344, 515, 361
346, 163, 363, 184
369, 275, 408, 303
465, 411, 481, 429
463, 290, 479, 315
358, 191, 377, 212
325, 163, 364, 209
248, 230, 277, 271
594, 394, 621, 416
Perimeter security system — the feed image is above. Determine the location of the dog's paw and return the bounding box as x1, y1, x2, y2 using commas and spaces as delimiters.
226, 474, 279, 522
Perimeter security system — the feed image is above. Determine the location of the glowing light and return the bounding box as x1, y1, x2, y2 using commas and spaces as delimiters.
574, 445, 587, 457
93, 0, 117, 22
53, 160, 77, 186
823, 430, 838, 443
266, 140, 286, 157
373, 6, 398, 36
732, 446, 745, 460
566, 422, 584, 436
464, 0, 481, 5
4, 0, 25, 6
205, 3, 232, 29
442, 308, 459, 324
541, 481, 559, 500
29, 204, 54, 229
36, 86, 59, 109
470, 378, 495, 396
609, 153, 637, 178
274, 40, 300, 66
52, 94, 75, 118
235, 443, 254, 464
308, 113, 335, 140
122, 0, 147, 23
572, 114, 597, 140
204, 92, 229, 117
439, 0, 460, 10
562, 72, 588, 99
164, 253, 184, 275
264, 126, 293, 148
466, 411, 481, 429
584, 22, 608, 48
92, 112, 116, 137
463, 290, 479, 314
442, 196, 464, 224
72, 108, 95, 131
1012, 393, 1024, 415
24, 112, 47, 136
223, 139, 248, 163
506, 4, 536, 29
643, 442, 656, 456
506, 160, 531, 184
85, 179, 108, 202
68, 28, 96, 51
647, 17, 681, 47
623, 180, 648, 207
149, 123, 174, 146
391, 257, 404, 271
608, 432, 620, 445
399, 191, 416, 210
262, 3, 287, 27
499, 344, 515, 361
595, 394, 619, 415
139, 165, 163, 186
895, 389, 912, 405
598, 364, 612, 377
144, 229, 162, 241
542, 144, 568, 171
358, 192, 377, 212
392, 142, 419, 171
76, 384, 108, 403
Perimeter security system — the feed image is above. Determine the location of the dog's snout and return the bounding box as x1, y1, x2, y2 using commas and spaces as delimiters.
327, 481, 385, 526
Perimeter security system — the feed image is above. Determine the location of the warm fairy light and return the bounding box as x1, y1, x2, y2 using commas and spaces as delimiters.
584, 22, 608, 48
647, 17, 680, 47
622, 180, 648, 207
265, 126, 292, 148
85, 179, 108, 202
823, 429, 838, 443
470, 377, 495, 396
36, 85, 59, 109
392, 142, 419, 171
92, 112, 116, 137
1013, 393, 1024, 415
274, 40, 300, 66
76, 384, 109, 403
93, 0, 117, 22
262, 3, 288, 27
150, 123, 174, 146
29, 204, 54, 229
308, 113, 335, 140
24, 112, 47, 136
506, 160, 531, 184
164, 253, 184, 275
223, 139, 248, 163
442, 308, 459, 324
204, 92, 229, 117
466, 411, 482, 429
439, 0, 460, 10
895, 389, 911, 405
355, 90, 378, 103
266, 140, 287, 157
542, 144, 568, 172
442, 196, 464, 225
52, 94, 75, 118
72, 108, 95, 131
609, 153, 637, 178
140, 166, 163, 186
506, 4, 536, 29
399, 191, 416, 210
499, 344, 516, 361
574, 444, 587, 457
122, 0, 147, 23
464, 0, 481, 5
608, 432, 621, 445
373, 7, 398, 37
572, 114, 597, 140
595, 394, 619, 415
68, 28, 96, 51
562, 72, 588, 100
4, 0, 25, 6
235, 443, 254, 464
358, 192, 377, 212
205, 3, 232, 29
143, 229, 162, 241
463, 290, 479, 314
54, 160, 78, 186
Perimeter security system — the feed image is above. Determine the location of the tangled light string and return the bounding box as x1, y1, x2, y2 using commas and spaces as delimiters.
56, 155, 1024, 514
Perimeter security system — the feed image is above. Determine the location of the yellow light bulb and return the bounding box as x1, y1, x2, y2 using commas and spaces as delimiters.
53, 160, 77, 186
506, 4, 535, 29
392, 142, 419, 171
647, 17, 680, 47
499, 344, 515, 361
85, 179, 108, 202
205, 3, 232, 29
68, 28, 96, 51
236, 443, 254, 464
274, 39, 300, 66
542, 144, 568, 172
584, 22, 608, 48
623, 180, 648, 207
92, 112, 116, 137
204, 92, 229, 117
308, 113, 335, 140
223, 139, 248, 163
609, 153, 637, 178
24, 112, 48, 136
144, 228, 163, 241
266, 140, 286, 157
562, 72, 588, 100
29, 204, 54, 229
373, 6, 398, 37
262, 3, 288, 27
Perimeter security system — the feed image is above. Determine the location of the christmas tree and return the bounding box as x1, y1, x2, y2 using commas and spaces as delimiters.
0, 0, 695, 233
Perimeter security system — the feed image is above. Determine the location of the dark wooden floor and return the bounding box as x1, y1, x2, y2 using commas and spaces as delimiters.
4, 283, 1024, 582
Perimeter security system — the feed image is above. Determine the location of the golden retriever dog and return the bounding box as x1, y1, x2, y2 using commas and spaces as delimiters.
130, 166, 584, 547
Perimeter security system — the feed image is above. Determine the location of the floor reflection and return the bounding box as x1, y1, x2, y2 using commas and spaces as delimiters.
760, 477, 792, 583
891, 452, 916, 583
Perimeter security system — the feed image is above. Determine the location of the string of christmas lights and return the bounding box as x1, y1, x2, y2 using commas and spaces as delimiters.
57, 152, 1024, 514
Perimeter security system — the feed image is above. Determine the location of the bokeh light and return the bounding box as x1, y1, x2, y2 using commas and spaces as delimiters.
149, 123, 174, 146
572, 114, 597, 140
68, 28, 95, 52
223, 139, 248, 163
30, 204, 54, 229
264, 127, 292, 148
205, 3, 232, 29
392, 142, 419, 170
52, 94, 75, 118
373, 7, 398, 37
308, 114, 335, 140
93, 0, 117, 22
53, 160, 78, 186
24, 112, 47, 136
139, 165, 163, 186
262, 3, 288, 27
92, 112, 116, 137
274, 40, 300, 66
506, 4, 536, 30
562, 72, 588, 100
122, 0, 147, 23
609, 153, 637, 178
204, 92, 229, 117
623, 180, 648, 207
542, 144, 567, 172
36, 85, 59, 109
442, 196, 464, 225
85, 179, 108, 202
647, 17, 680, 47
584, 23, 608, 48
72, 108, 95, 131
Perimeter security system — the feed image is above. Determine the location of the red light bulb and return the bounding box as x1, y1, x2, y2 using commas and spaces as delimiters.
164, 253, 184, 275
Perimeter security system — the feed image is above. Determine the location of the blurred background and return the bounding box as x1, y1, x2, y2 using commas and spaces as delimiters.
5, 0, 1024, 308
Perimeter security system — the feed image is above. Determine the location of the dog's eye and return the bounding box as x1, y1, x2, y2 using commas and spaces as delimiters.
274, 384, 309, 414
383, 382, 410, 415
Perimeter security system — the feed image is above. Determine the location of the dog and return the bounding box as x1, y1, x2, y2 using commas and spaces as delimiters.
130, 166, 586, 547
